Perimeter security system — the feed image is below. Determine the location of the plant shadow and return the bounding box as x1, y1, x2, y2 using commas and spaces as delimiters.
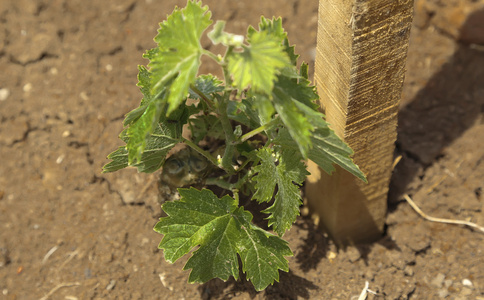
199, 268, 319, 300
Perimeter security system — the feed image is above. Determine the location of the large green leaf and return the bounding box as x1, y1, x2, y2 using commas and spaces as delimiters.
251, 148, 308, 236
148, 0, 212, 114
228, 29, 290, 95
154, 188, 292, 291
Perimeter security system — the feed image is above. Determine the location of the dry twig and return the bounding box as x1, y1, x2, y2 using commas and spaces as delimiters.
39, 282, 80, 300
403, 194, 484, 233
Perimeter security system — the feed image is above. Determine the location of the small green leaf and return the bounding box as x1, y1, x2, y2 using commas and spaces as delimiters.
148, 0, 212, 115
257, 17, 286, 41
103, 121, 179, 173
228, 30, 290, 95
188, 74, 224, 100
103, 147, 129, 173
154, 188, 292, 291
252, 148, 308, 236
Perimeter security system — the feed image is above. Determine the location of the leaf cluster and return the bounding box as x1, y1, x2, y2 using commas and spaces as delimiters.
103, 0, 365, 291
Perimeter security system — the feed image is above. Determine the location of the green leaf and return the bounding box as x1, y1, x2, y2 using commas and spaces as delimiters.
148, 0, 212, 115
126, 101, 164, 163
188, 74, 224, 100
251, 148, 308, 236
189, 114, 224, 143
103, 121, 180, 173
228, 30, 290, 95
124, 66, 153, 126
256, 17, 286, 41
272, 75, 319, 158
274, 127, 367, 182
227, 98, 262, 129
154, 188, 292, 291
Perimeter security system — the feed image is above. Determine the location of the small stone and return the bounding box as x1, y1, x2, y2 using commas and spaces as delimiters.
56, 154, 65, 164
444, 279, 453, 288
346, 247, 361, 263
431, 273, 446, 288
0, 88, 10, 101
79, 91, 89, 101
404, 265, 414, 277
437, 288, 449, 298
105, 64, 113, 72
106, 279, 116, 290
462, 278, 473, 287
23, 83, 32, 92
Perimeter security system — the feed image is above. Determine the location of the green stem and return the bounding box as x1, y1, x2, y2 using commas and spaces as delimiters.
202, 49, 222, 64
182, 138, 219, 168
239, 117, 281, 143
205, 177, 234, 190
218, 98, 236, 174
221, 45, 235, 87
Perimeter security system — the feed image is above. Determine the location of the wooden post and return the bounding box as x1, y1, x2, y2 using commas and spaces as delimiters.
306, 0, 414, 245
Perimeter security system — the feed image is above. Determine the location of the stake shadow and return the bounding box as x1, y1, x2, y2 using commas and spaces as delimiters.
389, 8, 484, 207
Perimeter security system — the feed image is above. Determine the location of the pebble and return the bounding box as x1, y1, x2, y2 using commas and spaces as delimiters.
0, 88, 9, 101
437, 288, 449, 298
404, 265, 414, 276
106, 279, 116, 290
444, 279, 453, 288
431, 273, 446, 288
462, 278, 473, 287
23, 83, 32, 92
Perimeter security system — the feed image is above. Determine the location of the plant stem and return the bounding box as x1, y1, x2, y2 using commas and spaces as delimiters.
182, 138, 219, 168
239, 117, 281, 143
217, 98, 236, 174
221, 45, 235, 87
205, 177, 234, 190
202, 49, 222, 64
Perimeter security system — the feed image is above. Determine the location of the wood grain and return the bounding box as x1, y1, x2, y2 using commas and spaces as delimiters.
306, 0, 414, 245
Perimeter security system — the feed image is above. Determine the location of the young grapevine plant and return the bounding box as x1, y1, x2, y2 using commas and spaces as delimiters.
103, 0, 365, 291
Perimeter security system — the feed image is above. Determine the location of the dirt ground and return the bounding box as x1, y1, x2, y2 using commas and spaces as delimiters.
1, 0, 484, 299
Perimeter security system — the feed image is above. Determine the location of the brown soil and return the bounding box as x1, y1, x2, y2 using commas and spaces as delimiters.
1, 0, 483, 299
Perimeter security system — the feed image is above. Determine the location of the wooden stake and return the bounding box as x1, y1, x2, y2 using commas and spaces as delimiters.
306, 0, 414, 245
